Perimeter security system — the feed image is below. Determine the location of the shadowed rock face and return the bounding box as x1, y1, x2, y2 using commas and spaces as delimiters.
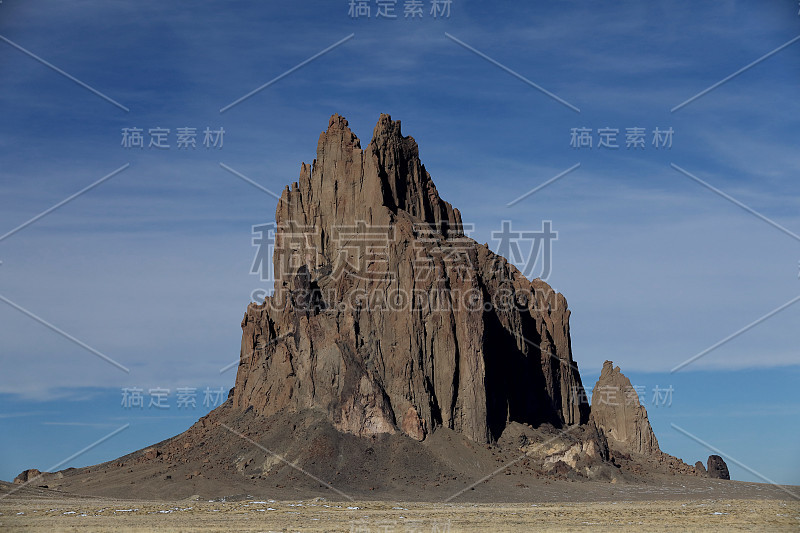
589, 361, 661, 456
233, 114, 590, 444
707, 455, 730, 480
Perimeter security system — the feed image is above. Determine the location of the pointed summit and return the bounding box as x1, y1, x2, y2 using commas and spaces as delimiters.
273, 114, 463, 291
367, 114, 462, 232
589, 361, 660, 456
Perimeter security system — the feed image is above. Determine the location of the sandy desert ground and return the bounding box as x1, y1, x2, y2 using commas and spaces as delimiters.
1, 489, 798, 532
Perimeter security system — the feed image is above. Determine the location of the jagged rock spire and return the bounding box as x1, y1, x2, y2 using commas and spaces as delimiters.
233, 114, 590, 444
589, 361, 661, 456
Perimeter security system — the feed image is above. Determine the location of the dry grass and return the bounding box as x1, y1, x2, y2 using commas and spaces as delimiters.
1, 496, 798, 532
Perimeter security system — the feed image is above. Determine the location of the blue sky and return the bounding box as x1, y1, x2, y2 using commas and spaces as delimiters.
0, 0, 798, 486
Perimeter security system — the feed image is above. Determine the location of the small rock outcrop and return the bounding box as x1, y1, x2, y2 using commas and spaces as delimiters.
588, 361, 660, 456
707, 455, 730, 480
695, 460, 707, 476
233, 114, 591, 444
496, 421, 616, 481
13, 468, 42, 484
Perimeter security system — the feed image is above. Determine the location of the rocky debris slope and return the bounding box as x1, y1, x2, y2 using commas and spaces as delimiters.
13, 400, 621, 501
496, 421, 617, 481
589, 361, 660, 456
233, 114, 590, 445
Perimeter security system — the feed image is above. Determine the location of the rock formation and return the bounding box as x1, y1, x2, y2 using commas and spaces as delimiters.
13, 469, 41, 484
10, 114, 733, 498
233, 114, 590, 444
707, 455, 730, 480
694, 461, 707, 476
588, 361, 660, 456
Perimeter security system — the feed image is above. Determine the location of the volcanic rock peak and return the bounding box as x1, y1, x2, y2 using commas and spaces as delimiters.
233, 113, 590, 445
10, 114, 737, 498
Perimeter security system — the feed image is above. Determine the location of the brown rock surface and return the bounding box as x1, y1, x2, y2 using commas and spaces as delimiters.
13, 469, 42, 484
695, 461, 707, 477
589, 361, 660, 456
707, 455, 730, 480
233, 114, 590, 444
